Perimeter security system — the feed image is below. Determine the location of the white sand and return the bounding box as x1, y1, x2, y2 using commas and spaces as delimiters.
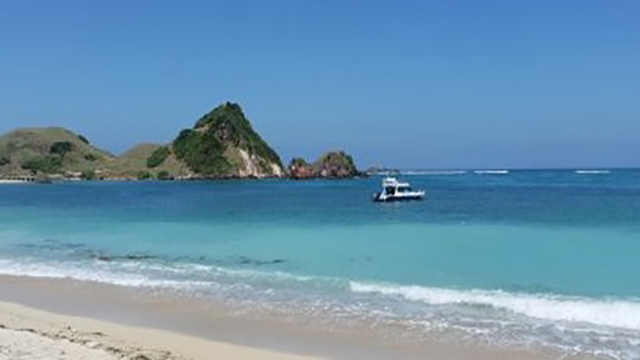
0, 327, 114, 360
0, 301, 321, 360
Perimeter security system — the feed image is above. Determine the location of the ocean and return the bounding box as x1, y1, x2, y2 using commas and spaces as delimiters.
1, 169, 639, 359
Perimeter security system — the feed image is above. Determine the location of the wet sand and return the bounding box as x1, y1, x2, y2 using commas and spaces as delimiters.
0, 275, 593, 359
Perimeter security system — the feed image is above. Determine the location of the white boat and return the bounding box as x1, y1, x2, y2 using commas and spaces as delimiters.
373, 177, 425, 202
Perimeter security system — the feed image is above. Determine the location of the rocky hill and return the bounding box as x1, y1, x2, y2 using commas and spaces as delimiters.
170, 102, 284, 178
288, 151, 359, 179
0, 127, 113, 177
0, 103, 360, 181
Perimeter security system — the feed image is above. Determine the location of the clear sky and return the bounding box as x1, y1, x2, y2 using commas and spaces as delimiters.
1, 0, 638, 169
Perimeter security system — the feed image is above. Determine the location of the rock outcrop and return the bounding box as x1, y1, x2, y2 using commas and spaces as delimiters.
288, 157, 315, 179
288, 151, 359, 179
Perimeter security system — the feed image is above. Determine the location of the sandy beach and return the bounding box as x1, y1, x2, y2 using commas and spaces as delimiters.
0, 299, 320, 360
0, 275, 593, 360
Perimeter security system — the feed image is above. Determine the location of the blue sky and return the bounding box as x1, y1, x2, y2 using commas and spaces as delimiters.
1, 0, 638, 169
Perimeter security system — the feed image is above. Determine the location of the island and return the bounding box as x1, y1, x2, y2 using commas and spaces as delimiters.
0, 102, 362, 181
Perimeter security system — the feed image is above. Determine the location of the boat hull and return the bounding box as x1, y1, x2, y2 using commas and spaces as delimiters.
373, 193, 424, 202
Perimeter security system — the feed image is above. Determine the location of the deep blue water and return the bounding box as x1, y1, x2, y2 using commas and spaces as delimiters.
1, 169, 639, 359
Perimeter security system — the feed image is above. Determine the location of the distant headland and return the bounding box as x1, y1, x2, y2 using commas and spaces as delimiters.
0, 102, 361, 181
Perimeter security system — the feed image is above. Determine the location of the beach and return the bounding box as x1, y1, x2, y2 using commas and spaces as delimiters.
0, 274, 586, 360
0, 297, 317, 360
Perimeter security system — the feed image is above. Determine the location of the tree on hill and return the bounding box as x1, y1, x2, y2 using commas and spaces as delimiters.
77, 134, 90, 144
50, 141, 74, 157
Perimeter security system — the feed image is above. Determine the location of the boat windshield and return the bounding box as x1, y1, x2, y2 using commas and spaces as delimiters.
398, 186, 412, 192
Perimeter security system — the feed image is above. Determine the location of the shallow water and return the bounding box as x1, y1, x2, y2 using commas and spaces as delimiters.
1, 169, 639, 359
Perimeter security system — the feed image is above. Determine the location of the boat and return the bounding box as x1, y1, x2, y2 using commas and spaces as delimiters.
373, 177, 425, 202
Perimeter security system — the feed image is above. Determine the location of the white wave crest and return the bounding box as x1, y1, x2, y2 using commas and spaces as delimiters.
350, 282, 640, 330
400, 170, 467, 176
575, 170, 611, 175
474, 170, 509, 175
0, 259, 209, 289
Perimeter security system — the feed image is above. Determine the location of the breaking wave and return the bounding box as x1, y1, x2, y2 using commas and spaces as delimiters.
474, 170, 510, 175
400, 170, 467, 176
350, 281, 640, 330
575, 170, 611, 175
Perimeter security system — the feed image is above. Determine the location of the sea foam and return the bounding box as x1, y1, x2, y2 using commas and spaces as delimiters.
400, 170, 467, 176
474, 170, 510, 175
350, 281, 640, 330
575, 170, 611, 175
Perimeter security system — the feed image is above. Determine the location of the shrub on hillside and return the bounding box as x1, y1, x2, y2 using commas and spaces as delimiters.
50, 141, 74, 157
21, 156, 62, 174
77, 134, 90, 144
81, 170, 96, 180
146, 146, 170, 168
84, 153, 100, 162
137, 171, 153, 180
157, 170, 171, 180
172, 129, 231, 175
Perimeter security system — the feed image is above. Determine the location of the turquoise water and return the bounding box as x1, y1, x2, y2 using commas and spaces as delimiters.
1, 170, 640, 358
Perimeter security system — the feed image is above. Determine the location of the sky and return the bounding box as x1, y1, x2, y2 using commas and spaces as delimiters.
1, 0, 638, 169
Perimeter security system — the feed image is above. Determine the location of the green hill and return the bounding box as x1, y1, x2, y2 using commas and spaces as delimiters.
0, 103, 331, 180
171, 102, 284, 177
0, 127, 112, 177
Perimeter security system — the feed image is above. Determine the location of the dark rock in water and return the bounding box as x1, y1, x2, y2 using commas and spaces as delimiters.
90, 253, 157, 262
123, 254, 156, 261
236, 256, 287, 266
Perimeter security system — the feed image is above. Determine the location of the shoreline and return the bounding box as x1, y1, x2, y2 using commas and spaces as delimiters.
0, 274, 591, 360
